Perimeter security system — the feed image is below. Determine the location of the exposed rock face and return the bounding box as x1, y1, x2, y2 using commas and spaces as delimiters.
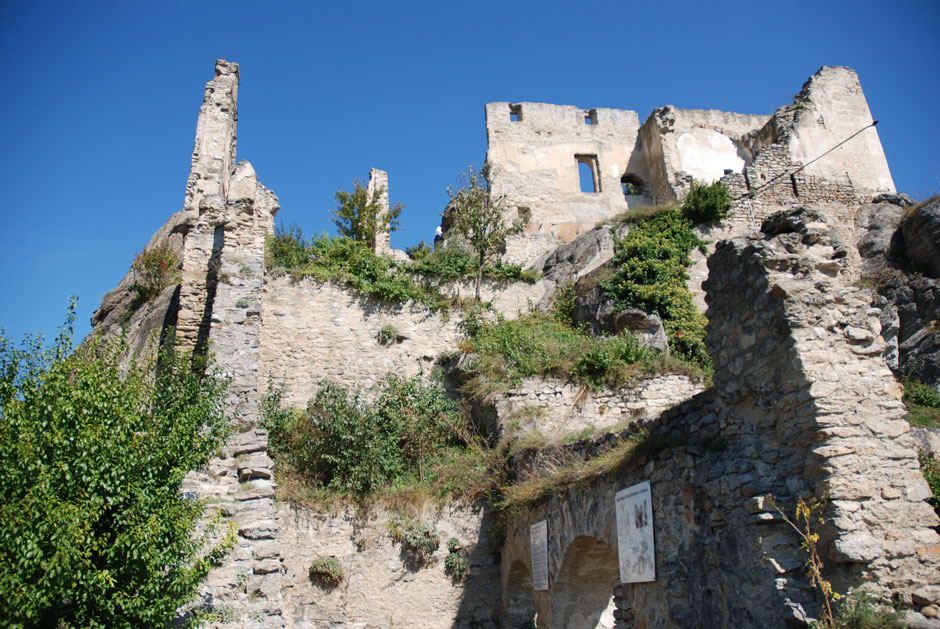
881, 275, 940, 386
856, 202, 904, 272
901, 197, 940, 278
571, 281, 668, 352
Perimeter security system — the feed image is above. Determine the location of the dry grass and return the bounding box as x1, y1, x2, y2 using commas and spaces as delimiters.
596, 204, 676, 228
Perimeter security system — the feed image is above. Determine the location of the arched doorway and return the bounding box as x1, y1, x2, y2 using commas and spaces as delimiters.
503, 560, 537, 628
550, 536, 618, 628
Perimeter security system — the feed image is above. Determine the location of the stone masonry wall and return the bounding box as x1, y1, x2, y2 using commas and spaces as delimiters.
499, 209, 939, 628
492, 374, 704, 440
260, 279, 463, 408
181, 158, 284, 625
276, 503, 501, 628
485, 101, 652, 264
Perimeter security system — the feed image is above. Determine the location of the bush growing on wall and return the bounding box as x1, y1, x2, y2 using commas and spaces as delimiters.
600, 208, 711, 367
0, 302, 231, 628
263, 374, 462, 494
681, 180, 731, 224
131, 242, 180, 306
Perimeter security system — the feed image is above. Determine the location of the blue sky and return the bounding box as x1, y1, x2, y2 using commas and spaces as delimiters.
1, 0, 938, 343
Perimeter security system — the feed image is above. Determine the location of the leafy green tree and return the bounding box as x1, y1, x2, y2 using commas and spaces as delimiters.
447, 165, 524, 300
0, 302, 232, 628
332, 178, 403, 249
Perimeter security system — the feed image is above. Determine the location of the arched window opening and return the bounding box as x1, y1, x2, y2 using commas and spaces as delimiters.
621, 173, 645, 197
577, 155, 600, 194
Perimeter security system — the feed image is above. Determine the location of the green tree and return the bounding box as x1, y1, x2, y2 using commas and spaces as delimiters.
447, 165, 524, 300
332, 178, 403, 249
0, 301, 232, 628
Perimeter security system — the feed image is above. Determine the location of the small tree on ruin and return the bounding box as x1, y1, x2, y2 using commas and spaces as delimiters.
446, 165, 524, 300
332, 178, 403, 249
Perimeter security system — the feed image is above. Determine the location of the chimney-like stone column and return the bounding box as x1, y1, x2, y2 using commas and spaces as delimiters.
177, 60, 240, 352
366, 167, 391, 255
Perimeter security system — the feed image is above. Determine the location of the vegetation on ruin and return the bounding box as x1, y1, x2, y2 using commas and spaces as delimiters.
263, 374, 471, 496
266, 226, 449, 309
445, 165, 526, 300
769, 496, 906, 628
681, 179, 732, 224
495, 426, 675, 513
264, 224, 538, 311
308, 555, 345, 588
901, 377, 940, 428
130, 241, 180, 308
826, 590, 905, 629
388, 517, 441, 566
459, 310, 701, 396
0, 302, 232, 628
601, 207, 711, 367
444, 538, 468, 581
332, 178, 403, 249
409, 242, 539, 284
920, 450, 940, 520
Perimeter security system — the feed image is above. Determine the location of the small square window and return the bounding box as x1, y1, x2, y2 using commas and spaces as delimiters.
509, 104, 523, 122
584, 109, 597, 125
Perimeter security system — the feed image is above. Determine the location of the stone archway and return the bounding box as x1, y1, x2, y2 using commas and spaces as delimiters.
550, 535, 618, 628
503, 560, 537, 629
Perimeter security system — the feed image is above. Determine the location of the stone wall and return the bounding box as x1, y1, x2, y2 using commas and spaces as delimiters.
484, 67, 896, 269
276, 503, 501, 628
485, 101, 652, 264
498, 209, 939, 628
491, 374, 704, 440
259, 279, 464, 408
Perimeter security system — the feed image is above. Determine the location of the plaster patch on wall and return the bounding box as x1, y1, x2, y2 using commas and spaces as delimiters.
676, 128, 746, 182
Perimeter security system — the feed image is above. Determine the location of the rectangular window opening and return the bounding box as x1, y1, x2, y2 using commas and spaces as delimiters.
576, 155, 600, 194
584, 109, 597, 125
509, 104, 523, 122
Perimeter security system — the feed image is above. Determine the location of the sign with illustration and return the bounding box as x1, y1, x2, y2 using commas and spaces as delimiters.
530, 520, 549, 590
616, 480, 655, 583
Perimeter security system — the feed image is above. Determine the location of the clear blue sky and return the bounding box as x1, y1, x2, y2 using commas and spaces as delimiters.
1, 0, 938, 343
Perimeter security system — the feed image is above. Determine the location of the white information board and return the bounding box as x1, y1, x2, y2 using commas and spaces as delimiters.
616, 480, 655, 583
529, 520, 549, 591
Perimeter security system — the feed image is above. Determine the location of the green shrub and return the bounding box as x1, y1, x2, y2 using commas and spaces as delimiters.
131, 242, 180, 306
332, 178, 403, 249
551, 282, 578, 328
902, 378, 940, 428
829, 589, 905, 628
600, 208, 711, 367
920, 450, 940, 519
409, 245, 476, 280
406, 240, 432, 261
378, 324, 399, 346
573, 335, 650, 390
681, 180, 731, 224
389, 518, 440, 564
308, 555, 344, 588
444, 550, 469, 581
265, 228, 447, 309
0, 302, 232, 628
263, 374, 461, 494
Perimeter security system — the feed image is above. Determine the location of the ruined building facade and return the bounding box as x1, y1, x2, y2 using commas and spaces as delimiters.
90, 60, 940, 628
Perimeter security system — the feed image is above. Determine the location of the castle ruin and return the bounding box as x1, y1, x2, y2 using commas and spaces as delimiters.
90, 60, 940, 628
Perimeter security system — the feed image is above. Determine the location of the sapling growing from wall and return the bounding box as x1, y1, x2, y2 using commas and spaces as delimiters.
447, 165, 524, 300
333, 178, 403, 249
